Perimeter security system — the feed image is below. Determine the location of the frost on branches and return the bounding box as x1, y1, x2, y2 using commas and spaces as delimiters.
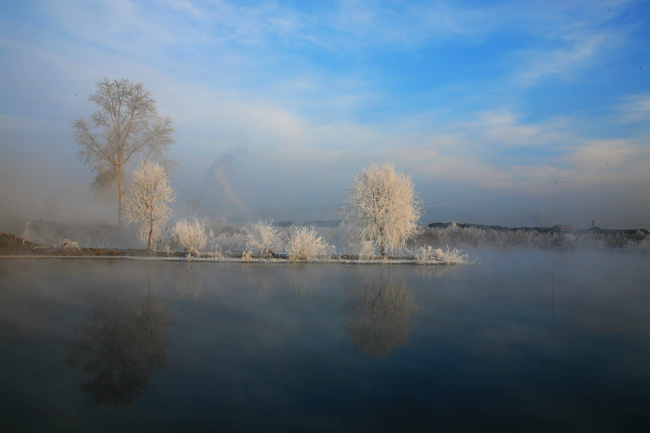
345, 162, 422, 257
174, 219, 207, 257
244, 221, 282, 258
415, 245, 472, 265
73, 77, 175, 225
124, 161, 175, 251
287, 226, 330, 262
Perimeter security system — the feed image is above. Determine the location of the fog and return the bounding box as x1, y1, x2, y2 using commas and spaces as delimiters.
2, 0, 649, 241
2, 141, 648, 245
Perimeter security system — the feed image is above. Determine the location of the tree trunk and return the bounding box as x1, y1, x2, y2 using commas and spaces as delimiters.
379, 225, 387, 258
117, 163, 123, 226
147, 216, 153, 251
118, 185, 123, 226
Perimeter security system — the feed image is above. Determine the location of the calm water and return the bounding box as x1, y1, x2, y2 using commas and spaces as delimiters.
1, 250, 649, 432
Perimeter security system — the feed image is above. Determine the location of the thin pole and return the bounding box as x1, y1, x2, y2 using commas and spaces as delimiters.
552, 179, 558, 226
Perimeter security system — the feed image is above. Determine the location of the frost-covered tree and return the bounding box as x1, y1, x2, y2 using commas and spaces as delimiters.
124, 161, 175, 251
345, 162, 422, 257
73, 77, 174, 224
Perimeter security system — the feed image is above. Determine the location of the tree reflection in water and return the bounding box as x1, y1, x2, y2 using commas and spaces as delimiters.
242, 264, 277, 297
347, 278, 417, 358
175, 264, 204, 300
286, 264, 328, 297
67, 280, 171, 407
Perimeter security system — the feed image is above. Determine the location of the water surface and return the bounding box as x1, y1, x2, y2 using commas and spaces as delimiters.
1, 249, 649, 432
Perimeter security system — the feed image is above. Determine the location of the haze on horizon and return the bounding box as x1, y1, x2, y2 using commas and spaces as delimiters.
1, 0, 649, 230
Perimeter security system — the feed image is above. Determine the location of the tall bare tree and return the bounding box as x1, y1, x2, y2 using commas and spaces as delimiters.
73, 77, 174, 224
345, 162, 422, 257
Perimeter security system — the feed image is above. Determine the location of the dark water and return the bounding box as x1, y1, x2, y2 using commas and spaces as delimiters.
1, 250, 649, 432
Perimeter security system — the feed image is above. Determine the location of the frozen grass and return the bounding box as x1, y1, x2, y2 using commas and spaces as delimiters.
415, 245, 473, 265
286, 226, 331, 262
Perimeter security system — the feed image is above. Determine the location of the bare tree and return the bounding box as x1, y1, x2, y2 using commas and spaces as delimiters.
124, 160, 175, 251
345, 162, 422, 257
73, 77, 174, 224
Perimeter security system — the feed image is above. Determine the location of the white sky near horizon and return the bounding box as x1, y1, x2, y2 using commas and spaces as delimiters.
1, 0, 649, 229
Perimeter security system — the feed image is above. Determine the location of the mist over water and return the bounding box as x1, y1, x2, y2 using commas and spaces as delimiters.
1, 249, 649, 432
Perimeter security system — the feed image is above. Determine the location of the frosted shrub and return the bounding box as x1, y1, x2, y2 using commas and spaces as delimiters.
213, 232, 246, 254
415, 245, 472, 265
60, 238, 81, 251
244, 221, 282, 258
174, 219, 207, 257
358, 240, 378, 260
287, 227, 330, 262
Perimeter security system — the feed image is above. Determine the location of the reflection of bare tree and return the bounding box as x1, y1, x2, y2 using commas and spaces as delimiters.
67, 286, 170, 406
175, 264, 204, 300
415, 263, 447, 280
347, 279, 417, 358
242, 264, 327, 298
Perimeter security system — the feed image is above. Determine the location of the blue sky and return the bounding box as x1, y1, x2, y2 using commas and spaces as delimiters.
1, 0, 649, 228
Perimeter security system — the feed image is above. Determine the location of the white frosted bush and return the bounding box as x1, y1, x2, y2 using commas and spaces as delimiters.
357, 240, 378, 260
287, 227, 330, 262
415, 245, 472, 265
174, 219, 207, 257
244, 221, 282, 258
60, 238, 81, 251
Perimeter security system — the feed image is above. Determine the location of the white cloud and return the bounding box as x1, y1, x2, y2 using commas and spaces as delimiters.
617, 94, 650, 124
565, 139, 648, 181
514, 33, 615, 85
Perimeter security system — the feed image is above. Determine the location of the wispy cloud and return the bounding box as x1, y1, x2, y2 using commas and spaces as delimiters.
514, 33, 612, 85
617, 93, 650, 124
2, 0, 649, 227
